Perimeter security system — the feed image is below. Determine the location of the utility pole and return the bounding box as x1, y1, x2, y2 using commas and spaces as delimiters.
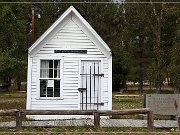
31, 7, 35, 43
83, 0, 87, 16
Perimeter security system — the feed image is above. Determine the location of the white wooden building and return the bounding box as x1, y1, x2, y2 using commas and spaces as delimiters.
26, 6, 112, 120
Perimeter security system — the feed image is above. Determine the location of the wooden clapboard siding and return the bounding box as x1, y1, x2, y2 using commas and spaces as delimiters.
31, 57, 80, 110
31, 105, 79, 109
102, 59, 109, 110
31, 57, 38, 101
27, 6, 112, 117
37, 20, 104, 56
34, 54, 106, 58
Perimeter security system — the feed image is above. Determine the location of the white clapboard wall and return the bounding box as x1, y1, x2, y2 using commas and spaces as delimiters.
27, 6, 112, 119
30, 18, 109, 110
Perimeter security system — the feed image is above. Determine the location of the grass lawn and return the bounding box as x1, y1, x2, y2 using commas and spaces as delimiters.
0, 89, 179, 134
0, 126, 176, 134
0, 90, 144, 110
0, 91, 26, 110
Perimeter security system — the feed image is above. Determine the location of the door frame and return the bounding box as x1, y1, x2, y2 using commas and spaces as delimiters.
78, 58, 104, 110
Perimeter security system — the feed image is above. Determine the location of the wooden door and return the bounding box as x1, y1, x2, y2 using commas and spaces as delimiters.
79, 60, 104, 110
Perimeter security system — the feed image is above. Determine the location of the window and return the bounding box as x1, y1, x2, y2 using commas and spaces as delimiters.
40, 60, 61, 98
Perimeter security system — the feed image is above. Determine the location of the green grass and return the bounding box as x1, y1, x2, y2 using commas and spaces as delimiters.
0, 88, 178, 133
0, 127, 179, 134
0, 91, 26, 110
113, 98, 143, 110
0, 91, 26, 122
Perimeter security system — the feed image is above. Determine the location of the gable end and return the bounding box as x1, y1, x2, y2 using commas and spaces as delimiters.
28, 6, 111, 58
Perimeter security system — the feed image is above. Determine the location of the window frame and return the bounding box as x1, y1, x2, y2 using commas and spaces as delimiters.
37, 57, 63, 100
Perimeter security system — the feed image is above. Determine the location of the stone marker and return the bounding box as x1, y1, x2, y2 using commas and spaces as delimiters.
145, 94, 180, 115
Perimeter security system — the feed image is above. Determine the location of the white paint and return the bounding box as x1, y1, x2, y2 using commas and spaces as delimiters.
26, 56, 32, 109
26, 115, 109, 120
108, 57, 112, 110
47, 80, 54, 87
28, 6, 111, 58
27, 6, 112, 120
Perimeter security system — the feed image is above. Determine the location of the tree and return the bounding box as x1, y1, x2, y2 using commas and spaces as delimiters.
0, 2, 29, 90
138, 1, 179, 93
121, 1, 153, 93
169, 43, 180, 93
169, 4, 180, 93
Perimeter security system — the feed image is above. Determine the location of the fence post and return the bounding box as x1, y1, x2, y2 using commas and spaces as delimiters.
94, 111, 100, 128
177, 116, 180, 130
147, 110, 154, 131
16, 110, 22, 131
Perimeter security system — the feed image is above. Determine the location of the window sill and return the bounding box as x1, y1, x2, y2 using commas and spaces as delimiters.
36, 97, 64, 100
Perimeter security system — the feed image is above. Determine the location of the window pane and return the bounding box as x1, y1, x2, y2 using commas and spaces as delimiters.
54, 60, 60, 78
49, 60, 53, 68
40, 59, 61, 98
54, 69, 57, 78
49, 69, 53, 78
47, 87, 53, 97
41, 60, 46, 68
40, 60, 49, 78
54, 69, 60, 78
54, 80, 60, 97
57, 69, 60, 78
40, 80, 47, 97
40, 69, 43, 78
54, 60, 60, 69
40, 69, 48, 78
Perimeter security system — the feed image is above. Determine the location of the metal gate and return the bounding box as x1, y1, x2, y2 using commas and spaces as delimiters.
78, 60, 104, 110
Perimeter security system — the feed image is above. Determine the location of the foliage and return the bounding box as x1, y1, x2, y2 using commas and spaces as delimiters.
121, 1, 179, 93
169, 43, 180, 92
0, 1, 179, 93
168, 4, 180, 93
0, 2, 29, 85
144, 2, 179, 93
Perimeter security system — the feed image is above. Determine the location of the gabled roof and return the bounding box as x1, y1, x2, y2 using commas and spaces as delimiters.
28, 6, 111, 58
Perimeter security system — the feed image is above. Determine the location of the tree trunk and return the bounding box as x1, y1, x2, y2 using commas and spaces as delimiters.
149, 80, 152, 91
138, 80, 143, 94
138, 36, 144, 94
149, 1, 164, 94
17, 81, 21, 91
17, 77, 21, 91
113, 82, 120, 92
156, 81, 162, 94
174, 87, 180, 94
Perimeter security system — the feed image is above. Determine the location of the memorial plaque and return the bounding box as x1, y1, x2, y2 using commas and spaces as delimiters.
145, 94, 180, 115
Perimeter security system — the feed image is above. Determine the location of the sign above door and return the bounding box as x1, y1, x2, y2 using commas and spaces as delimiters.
54, 50, 87, 54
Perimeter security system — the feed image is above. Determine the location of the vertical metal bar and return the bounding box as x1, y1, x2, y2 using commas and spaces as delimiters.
53, 60, 54, 97
86, 62, 88, 110
97, 62, 99, 110
81, 91, 83, 110
46, 79, 47, 97
46, 60, 48, 97
90, 63, 92, 109
94, 62, 96, 110
82, 62, 84, 110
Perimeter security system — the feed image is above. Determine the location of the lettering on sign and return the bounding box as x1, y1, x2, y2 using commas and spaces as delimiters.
54, 50, 87, 54
145, 94, 180, 115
